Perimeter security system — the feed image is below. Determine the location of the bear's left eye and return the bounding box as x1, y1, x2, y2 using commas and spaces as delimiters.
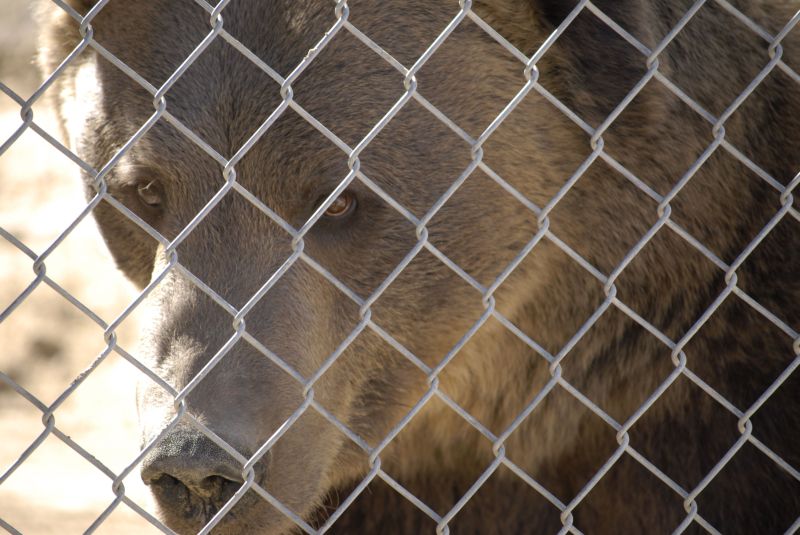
137, 180, 163, 208
323, 191, 357, 218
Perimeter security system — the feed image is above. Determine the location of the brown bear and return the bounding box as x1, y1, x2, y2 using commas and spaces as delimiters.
38, 0, 799, 533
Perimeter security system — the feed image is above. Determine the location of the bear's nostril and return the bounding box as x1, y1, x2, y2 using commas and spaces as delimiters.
146, 471, 240, 503
145, 474, 193, 511
148, 473, 187, 497
184, 474, 240, 501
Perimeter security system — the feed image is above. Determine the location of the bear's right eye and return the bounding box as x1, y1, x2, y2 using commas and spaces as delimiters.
323, 191, 357, 218
136, 180, 164, 208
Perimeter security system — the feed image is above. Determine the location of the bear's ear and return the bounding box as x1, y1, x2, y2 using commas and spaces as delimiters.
60, 0, 99, 16
35, 0, 100, 84
529, 0, 585, 27
36, 0, 98, 19
471, 0, 579, 53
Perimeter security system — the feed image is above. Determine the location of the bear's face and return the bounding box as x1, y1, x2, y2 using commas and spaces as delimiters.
53, 0, 552, 532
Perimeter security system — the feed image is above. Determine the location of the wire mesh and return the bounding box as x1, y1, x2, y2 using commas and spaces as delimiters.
1, 0, 799, 533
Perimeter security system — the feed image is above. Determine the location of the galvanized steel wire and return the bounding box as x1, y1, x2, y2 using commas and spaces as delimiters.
1, 1, 799, 533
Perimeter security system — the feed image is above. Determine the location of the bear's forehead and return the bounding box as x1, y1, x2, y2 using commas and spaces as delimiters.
92, 0, 459, 215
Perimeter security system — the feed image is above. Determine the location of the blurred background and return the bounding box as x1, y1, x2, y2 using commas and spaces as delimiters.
1, 2, 160, 533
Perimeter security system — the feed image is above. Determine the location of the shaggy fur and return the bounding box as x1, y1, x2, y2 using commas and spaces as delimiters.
39, 0, 799, 533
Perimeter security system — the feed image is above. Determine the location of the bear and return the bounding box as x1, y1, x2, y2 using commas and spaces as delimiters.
37, 0, 799, 533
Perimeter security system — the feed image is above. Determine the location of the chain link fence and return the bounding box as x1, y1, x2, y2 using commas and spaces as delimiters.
1, 0, 799, 533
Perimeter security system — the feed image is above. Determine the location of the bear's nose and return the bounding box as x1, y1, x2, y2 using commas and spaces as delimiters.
141, 429, 244, 505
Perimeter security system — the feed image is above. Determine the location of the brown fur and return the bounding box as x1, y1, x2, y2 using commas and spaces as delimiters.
39, 0, 799, 533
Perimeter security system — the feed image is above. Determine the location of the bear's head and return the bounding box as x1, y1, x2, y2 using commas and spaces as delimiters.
39, 0, 660, 532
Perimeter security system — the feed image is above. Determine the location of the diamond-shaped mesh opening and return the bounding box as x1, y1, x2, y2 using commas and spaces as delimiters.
495, 237, 608, 355
667, 150, 785, 265
480, 84, 596, 207
601, 79, 713, 197
723, 68, 800, 184
231, 106, 347, 217
0, 125, 90, 246
374, 394, 498, 517
0, 280, 112, 403
615, 228, 731, 340
164, 39, 285, 159
682, 294, 796, 408
348, 0, 456, 67
171, 194, 295, 305
359, 99, 474, 219
416, 17, 529, 138
438, 316, 552, 436
225, 3, 341, 81
293, 29, 406, 148
369, 248, 489, 366
451, 463, 565, 532
87, 0, 214, 89
503, 385, 621, 506
320, 475, 440, 533
547, 158, 663, 274
255, 408, 374, 530
661, 2, 773, 117
302, 182, 422, 298
574, 453, 688, 532
535, 5, 653, 127
632, 374, 744, 491
427, 169, 542, 287
699, 441, 800, 532
34, 349, 143, 469
735, 216, 800, 332
315, 327, 430, 446
558, 306, 678, 424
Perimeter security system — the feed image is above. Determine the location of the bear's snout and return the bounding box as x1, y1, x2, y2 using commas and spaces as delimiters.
142, 429, 247, 525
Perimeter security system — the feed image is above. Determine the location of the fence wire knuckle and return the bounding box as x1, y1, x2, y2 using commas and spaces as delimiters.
1, 0, 799, 533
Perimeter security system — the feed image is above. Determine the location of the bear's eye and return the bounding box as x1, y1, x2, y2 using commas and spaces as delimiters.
323, 191, 357, 218
137, 180, 163, 208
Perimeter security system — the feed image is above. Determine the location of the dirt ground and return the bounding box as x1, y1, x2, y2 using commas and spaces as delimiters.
1, 2, 162, 533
